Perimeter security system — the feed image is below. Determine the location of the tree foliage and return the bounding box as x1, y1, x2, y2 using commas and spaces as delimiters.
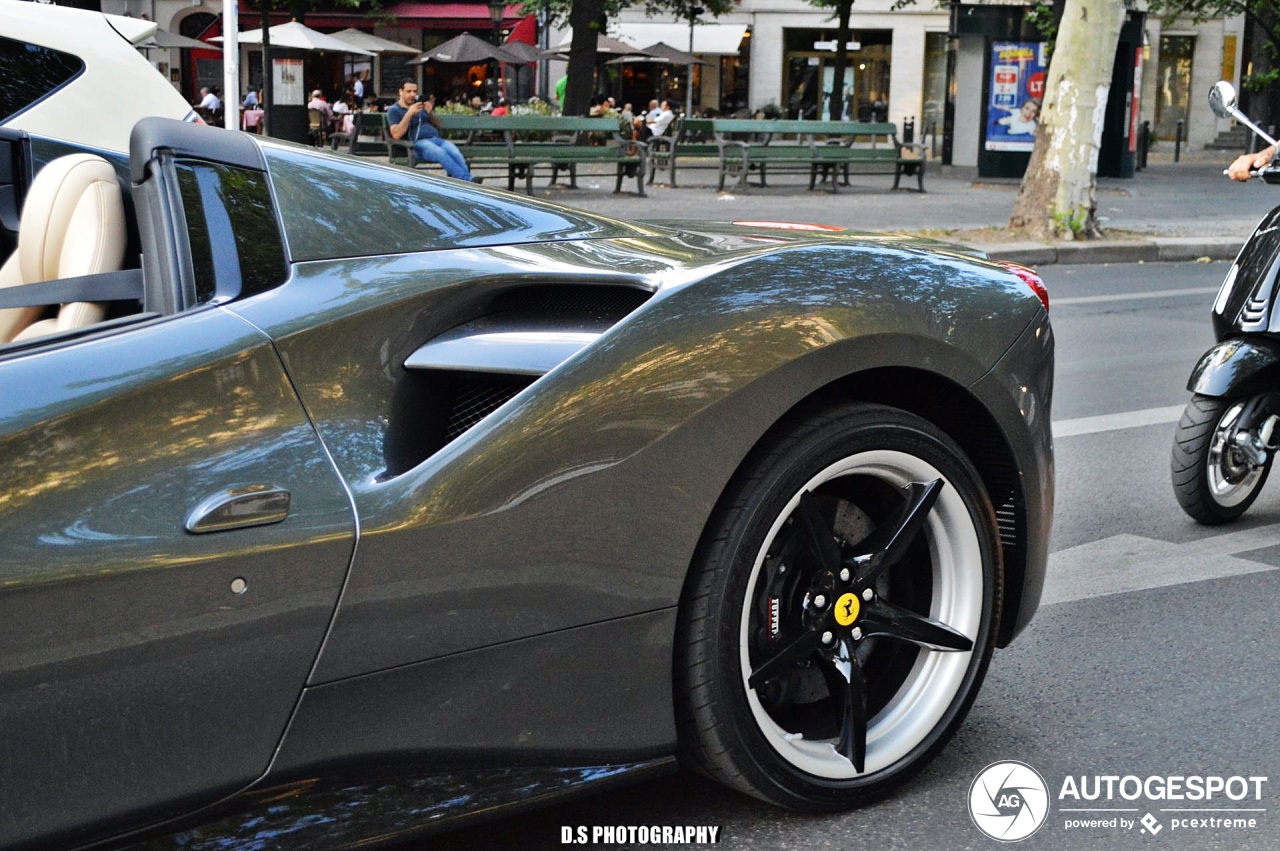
527, 0, 733, 114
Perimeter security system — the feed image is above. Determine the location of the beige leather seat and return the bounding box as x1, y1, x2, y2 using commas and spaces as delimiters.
0, 154, 126, 343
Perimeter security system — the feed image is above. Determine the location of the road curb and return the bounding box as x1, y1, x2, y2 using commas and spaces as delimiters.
964, 236, 1242, 266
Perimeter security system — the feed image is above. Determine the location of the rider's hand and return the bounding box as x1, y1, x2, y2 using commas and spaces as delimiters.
1229, 145, 1277, 181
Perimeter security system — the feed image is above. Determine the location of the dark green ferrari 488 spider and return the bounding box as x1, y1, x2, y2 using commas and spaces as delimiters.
0, 14, 1052, 846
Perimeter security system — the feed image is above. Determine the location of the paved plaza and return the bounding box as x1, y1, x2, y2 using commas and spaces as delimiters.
469, 154, 1275, 263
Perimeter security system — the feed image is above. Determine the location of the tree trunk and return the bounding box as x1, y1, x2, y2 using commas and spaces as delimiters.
1008, 0, 1127, 240
828, 1, 853, 120
261, 0, 272, 136
564, 0, 604, 116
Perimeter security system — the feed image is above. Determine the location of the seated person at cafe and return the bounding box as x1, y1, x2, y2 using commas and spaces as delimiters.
308, 89, 334, 123
646, 100, 675, 138
386, 81, 474, 182
195, 86, 220, 112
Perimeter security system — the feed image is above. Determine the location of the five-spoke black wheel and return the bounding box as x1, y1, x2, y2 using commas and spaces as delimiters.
676, 403, 1001, 809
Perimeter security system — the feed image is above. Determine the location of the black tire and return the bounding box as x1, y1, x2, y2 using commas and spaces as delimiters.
674, 403, 1002, 810
1171, 394, 1272, 525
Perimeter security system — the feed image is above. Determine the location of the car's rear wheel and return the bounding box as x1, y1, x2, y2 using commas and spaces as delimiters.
675, 403, 1001, 809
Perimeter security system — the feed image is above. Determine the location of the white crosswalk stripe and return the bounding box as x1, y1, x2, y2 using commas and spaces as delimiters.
1053, 405, 1186, 438
1053, 286, 1219, 306
1044, 524, 1280, 606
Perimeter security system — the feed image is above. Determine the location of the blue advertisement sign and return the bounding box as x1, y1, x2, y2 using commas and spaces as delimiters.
985, 41, 1048, 152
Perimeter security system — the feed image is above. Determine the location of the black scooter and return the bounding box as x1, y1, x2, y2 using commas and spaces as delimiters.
1172, 81, 1280, 523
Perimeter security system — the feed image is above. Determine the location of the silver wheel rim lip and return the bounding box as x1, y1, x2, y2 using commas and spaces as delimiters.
1207, 402, 1265, 507
738, 449, 984, 780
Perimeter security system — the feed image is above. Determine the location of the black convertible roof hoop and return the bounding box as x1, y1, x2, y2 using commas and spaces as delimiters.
129, 118, 266, 185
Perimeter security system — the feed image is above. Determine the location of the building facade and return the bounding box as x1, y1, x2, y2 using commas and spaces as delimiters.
602, 0, 1245, 166
96, 0, 1245, 163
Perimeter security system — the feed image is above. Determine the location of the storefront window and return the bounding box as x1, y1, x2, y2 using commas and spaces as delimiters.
923, 32, 948, 150
1155, 35, 1195, 139
719, 30, 751, 115
782, 28, 891, 120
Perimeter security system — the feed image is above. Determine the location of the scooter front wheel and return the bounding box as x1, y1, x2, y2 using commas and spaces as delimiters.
1171, 394, 1273, 524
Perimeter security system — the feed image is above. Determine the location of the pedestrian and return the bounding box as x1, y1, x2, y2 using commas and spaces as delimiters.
386, 81, 476, 182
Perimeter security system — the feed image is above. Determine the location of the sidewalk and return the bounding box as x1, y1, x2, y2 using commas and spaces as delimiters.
482, 155, 1275, 265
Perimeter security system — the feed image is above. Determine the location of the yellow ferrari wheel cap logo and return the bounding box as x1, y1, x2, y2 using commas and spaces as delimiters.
834, 592, 860, 626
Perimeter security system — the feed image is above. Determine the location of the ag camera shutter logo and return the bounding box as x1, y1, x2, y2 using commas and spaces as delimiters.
969, 761, 1050, 841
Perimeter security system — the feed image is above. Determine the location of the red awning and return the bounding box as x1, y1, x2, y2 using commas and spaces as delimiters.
506, 13, 536, 46
387, 3, 521, 20
235, 3, 522, 29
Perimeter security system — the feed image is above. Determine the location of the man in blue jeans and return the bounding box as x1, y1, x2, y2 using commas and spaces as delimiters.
386, 81, 474, 181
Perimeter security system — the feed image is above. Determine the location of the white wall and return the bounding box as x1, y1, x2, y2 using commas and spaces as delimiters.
952, 35, 984, 167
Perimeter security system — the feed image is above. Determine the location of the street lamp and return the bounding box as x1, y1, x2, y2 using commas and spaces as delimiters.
488, 0, 505, 102
488, 0, 505, 44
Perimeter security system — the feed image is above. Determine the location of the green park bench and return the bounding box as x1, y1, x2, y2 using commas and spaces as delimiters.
328, 111, 392, 158
707, 119, 926, 193
647, 116, 718, 187
388, 114, 648, 196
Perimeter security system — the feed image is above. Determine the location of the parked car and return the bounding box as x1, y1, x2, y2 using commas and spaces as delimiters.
0, 0, 194, 154
0, 5, 1054, 848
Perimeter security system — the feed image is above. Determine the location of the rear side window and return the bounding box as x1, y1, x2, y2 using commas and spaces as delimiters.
0, 36, 84, 123
175, 161, 288, 304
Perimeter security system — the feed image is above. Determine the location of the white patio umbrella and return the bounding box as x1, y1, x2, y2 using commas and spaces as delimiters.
328, 28, 419, 55
212, 22, 374, 55
137, 29, 214, 51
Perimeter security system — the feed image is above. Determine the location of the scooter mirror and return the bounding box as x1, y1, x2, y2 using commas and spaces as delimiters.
1209, 81, 1238, 119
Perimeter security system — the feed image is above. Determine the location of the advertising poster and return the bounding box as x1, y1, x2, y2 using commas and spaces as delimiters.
273, 57, 304, 106
985, 41, 1047, 152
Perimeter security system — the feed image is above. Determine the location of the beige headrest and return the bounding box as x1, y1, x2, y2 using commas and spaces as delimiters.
18, 154, 126, 284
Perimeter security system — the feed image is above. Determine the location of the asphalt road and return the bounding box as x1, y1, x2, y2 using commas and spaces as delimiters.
405, 261, 1280, 850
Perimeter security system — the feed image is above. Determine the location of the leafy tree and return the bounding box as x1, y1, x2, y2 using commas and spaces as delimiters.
530, 0, 733, 115
1007, 0, 1128, 239
892, 0, 1123, 238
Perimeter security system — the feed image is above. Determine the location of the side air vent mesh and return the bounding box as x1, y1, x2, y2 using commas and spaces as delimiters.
444, 377, 535, 442
487, 284, 652, 318
382, 284, 653, 480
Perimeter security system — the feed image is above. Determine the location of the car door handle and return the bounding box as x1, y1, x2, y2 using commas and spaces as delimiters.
185, 486, 292, 534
